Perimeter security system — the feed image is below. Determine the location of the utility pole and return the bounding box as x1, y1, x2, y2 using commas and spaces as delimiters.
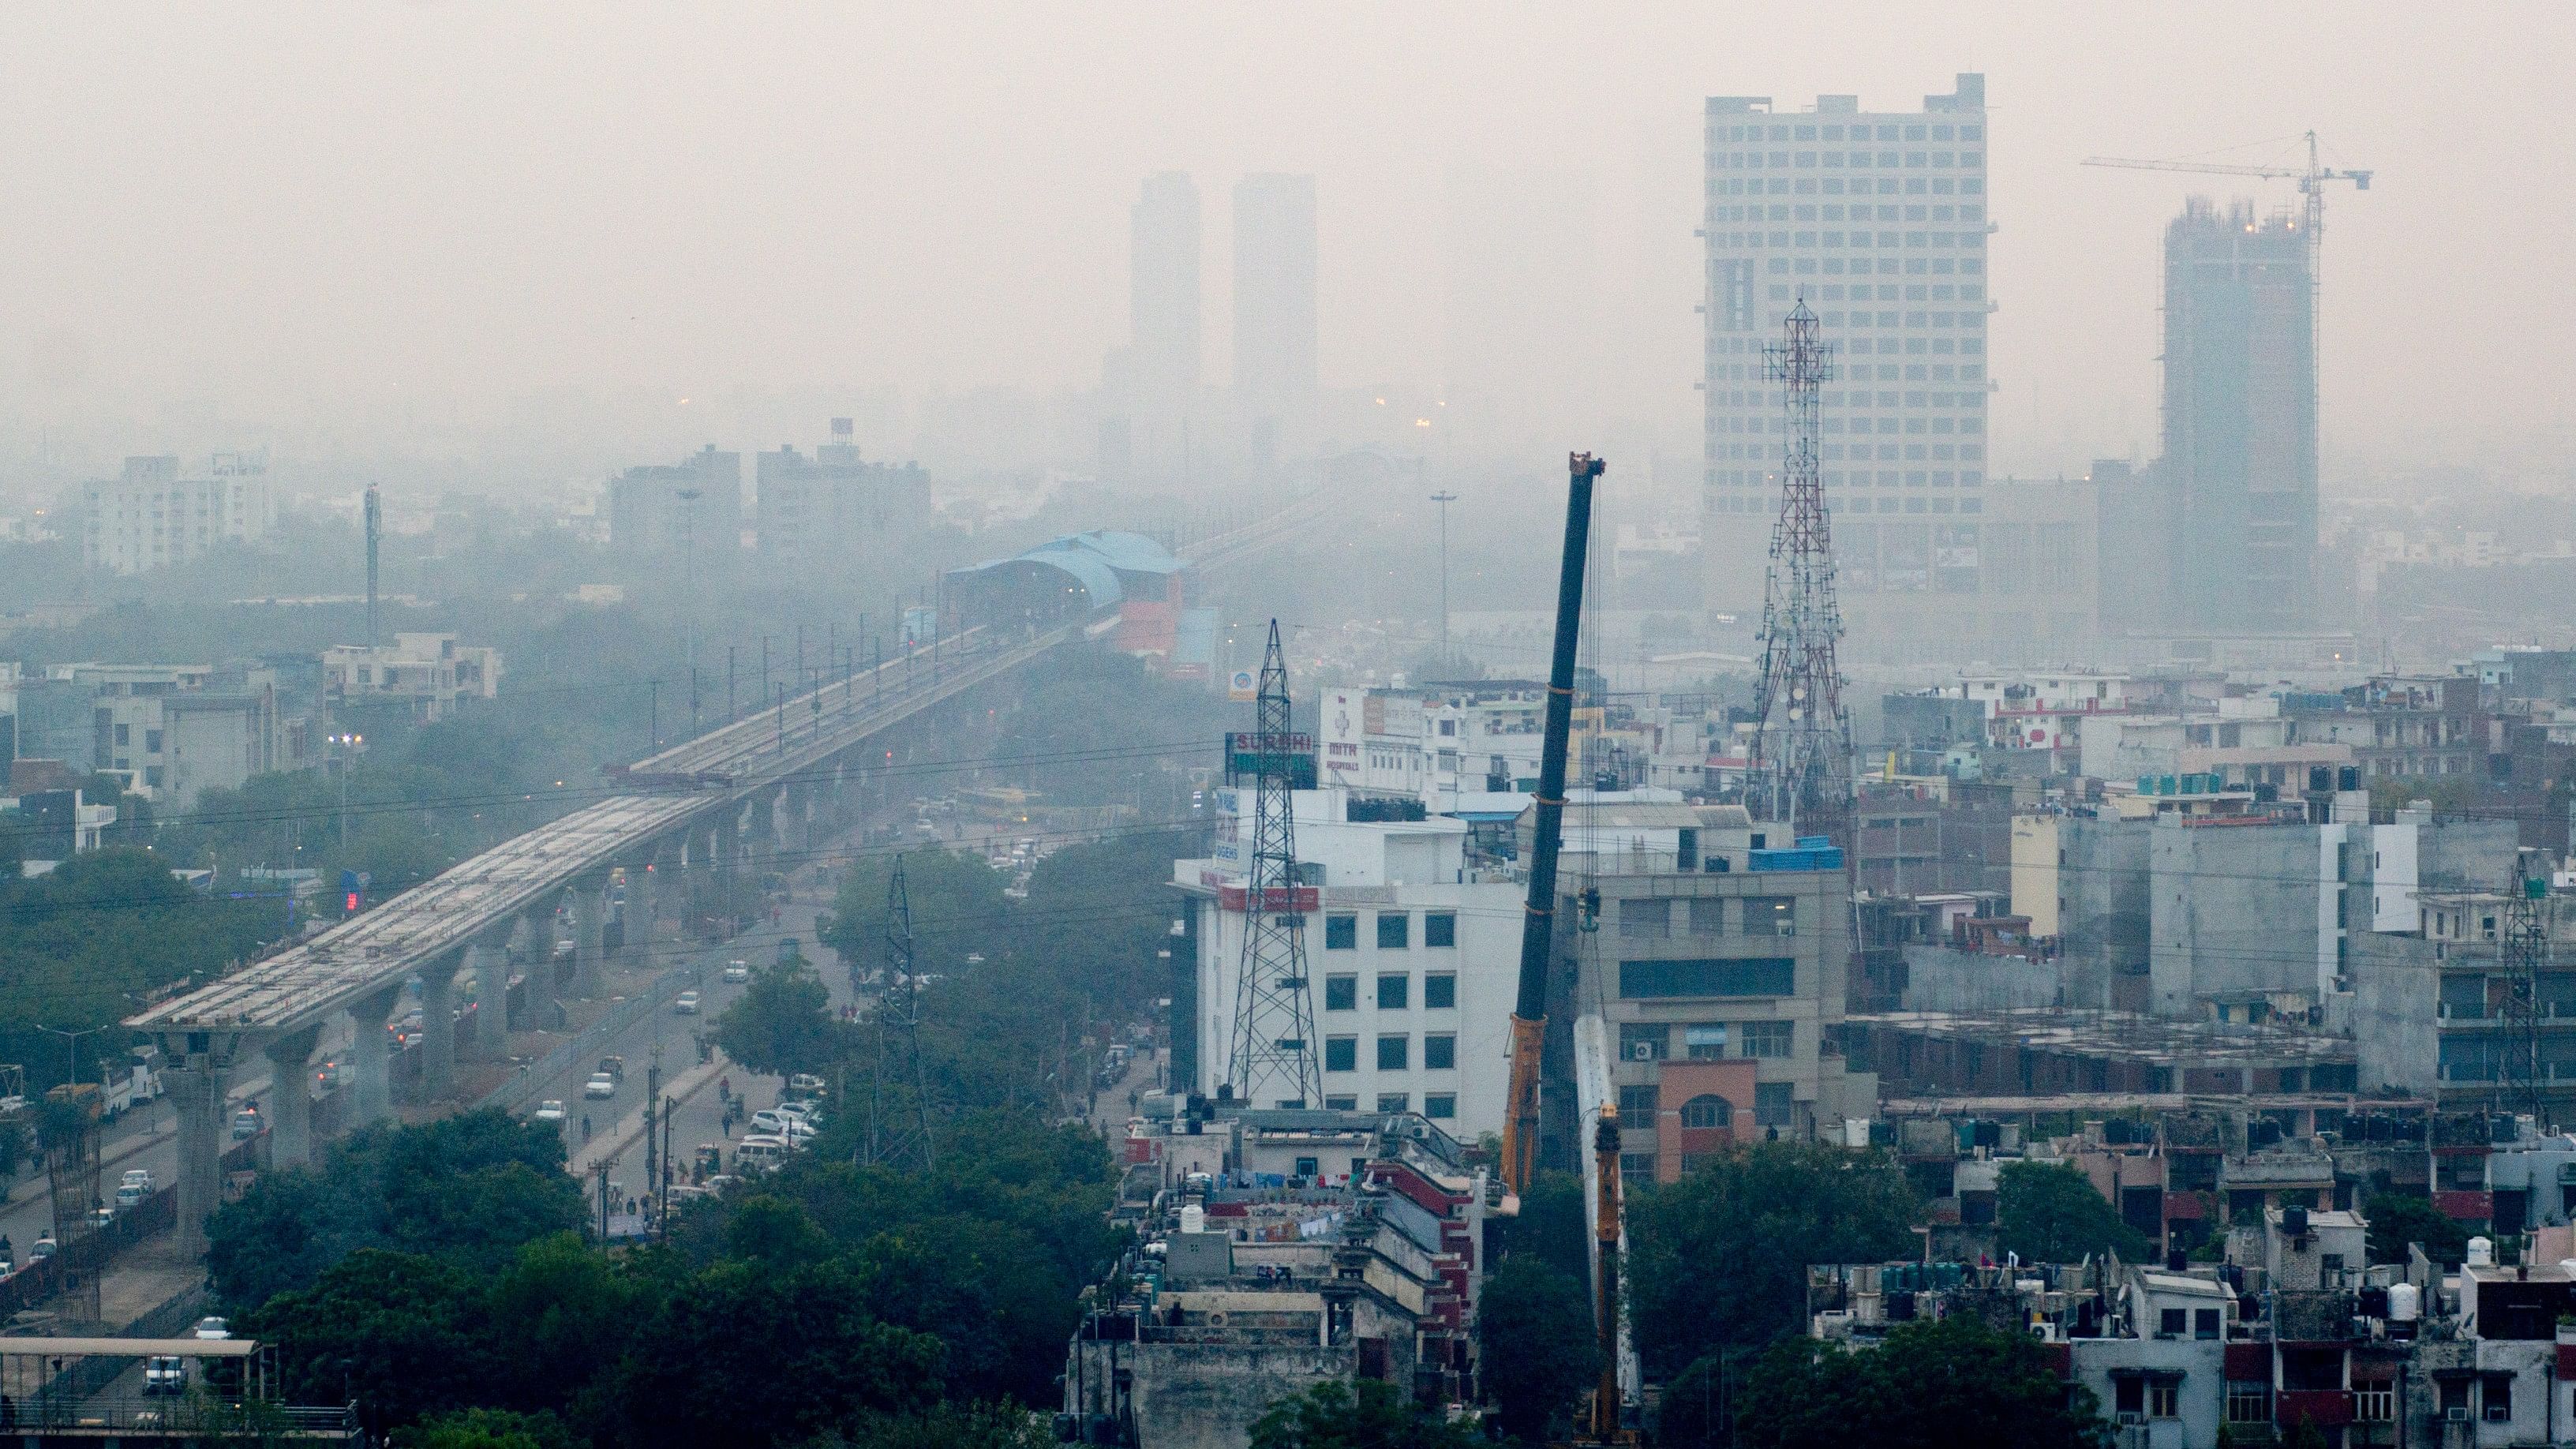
1429, 489, 1458, 670
727, 645, 737, 725
649, 680, 660, 751
760, 635, 771, 717
362, 485, 381, 650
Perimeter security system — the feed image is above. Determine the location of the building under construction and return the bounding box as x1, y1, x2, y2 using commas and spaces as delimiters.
1837, 1006, 2358, 1103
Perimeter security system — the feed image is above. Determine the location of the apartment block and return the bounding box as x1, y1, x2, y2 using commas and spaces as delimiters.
80, 453, 277, 575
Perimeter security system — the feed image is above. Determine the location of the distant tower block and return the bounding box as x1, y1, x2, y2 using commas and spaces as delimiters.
1747, 298, 1856, 839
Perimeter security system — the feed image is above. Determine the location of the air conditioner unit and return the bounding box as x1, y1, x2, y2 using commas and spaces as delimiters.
1631, 1042, 1657, 1061
2446, 1407, 2472, 1423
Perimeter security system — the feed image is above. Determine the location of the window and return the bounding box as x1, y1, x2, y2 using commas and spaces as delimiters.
1377, 1035, 1410, 1070
1425, 1093, 1456, 1120
1754, 1081, 1792, 1128
2149, 1383, 2177, 1420
2484, 1376, 2513, 1423
2194, 1309, 2221, 1340
2159, 1309, 2187, 1338
1325, 915, 1357, 950
2438, 1380, 2469, 1417
1681, 1095, 1732, 1129
144, 728, 163, 753
1425, 912, 1456, 947
114, 722, 130, 746
1324, 1037, 1357, 1073
1376, 913, 1410, 949
1687, 898, 1728, 934
1620, 958, 1796, 998
1324, 1095, 1358, 1111
1619, 1152, 1657, 1184
1377, 972, 1410, 1009
1685, 1024, 1730, 1061
1618, 1084, 1659, 1128
2114, 1380, 2143, 1419
1619, 898, 1672, 938
2357, 1383, 2394, 1422
1739, 1020, 1793, 1059
2226, 1385, 2271, 1425
1617, 1023, 1668, 1062
1424, 973, 1457, 1009
1421, 1033, 1456, 1070
1294, 1155, 1320, 1177
1325, 975, 1357, 1010
1376, 1092, 1410, 1114
1746, 897, 1797, 936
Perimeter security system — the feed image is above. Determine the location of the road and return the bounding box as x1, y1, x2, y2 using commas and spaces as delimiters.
0, 1068, 282, 1264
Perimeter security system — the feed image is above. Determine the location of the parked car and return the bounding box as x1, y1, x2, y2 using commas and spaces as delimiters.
28, 1235, 56, 1262
144, 1356, 186, 1395
532, 1100, 567, 1124
749, 1110, 818, 1141
583, 1073, 618, 1100
193, 1316, 230, 1340
722, 960, 750, 983
774, 1100, 821, 1125
230, 1107, 262, 1140
672, 990, 701, 1016
784, 1073, 827, 1099
121, 1169, 154, 1194
733, 1136, 790, 1173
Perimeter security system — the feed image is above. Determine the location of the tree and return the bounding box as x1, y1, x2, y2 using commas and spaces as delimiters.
710, 959, 850, 1080
391, 1409, 585, 1449
1997, 1160, 2152, 1265
809, 1405, 1057, 1449
2364, 1193, 2471, 1267
1626, 1143, 1920, 1372
601, 1260, 943, 1449
1247, 1380, 1478, 1449
249, 1250, 501, 1437
1732, 1316, 2106, 1449
483, 1234, 667, 1416
1503, 1170, 1590, 1283
819, 849, 1007, 979
1477, 1256, 1599, 1442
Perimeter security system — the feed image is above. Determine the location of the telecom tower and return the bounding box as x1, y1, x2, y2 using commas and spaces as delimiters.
2500, 848, 2550, 1128
1224, 621, 1322, 1109
363, 485, 382, 649
867, 856, 935, 1171
1747, 298, 1856, 838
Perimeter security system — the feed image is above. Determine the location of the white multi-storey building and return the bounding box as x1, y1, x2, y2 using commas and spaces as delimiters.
1178, 789, 1520, 1136
322, 632, 502, 723
1316, 683, 1547, 809
81, 454, 277, 575
1702, 73, 1992, 612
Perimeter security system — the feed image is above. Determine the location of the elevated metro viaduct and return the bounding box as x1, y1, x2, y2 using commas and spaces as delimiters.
124, 498, 1325, 1256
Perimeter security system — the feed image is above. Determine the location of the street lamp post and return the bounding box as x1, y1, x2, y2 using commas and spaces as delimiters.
328, 733, 365, 848
1429, 490, 1458, 671
35, 1023, 110, 1091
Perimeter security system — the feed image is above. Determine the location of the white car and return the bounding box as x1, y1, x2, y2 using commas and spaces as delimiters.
144, 1356, 186, 1395
583, 1073, 618, 1099
532, 1100, 567, 1124
774, 1100, 822, 1125
722, 960, 750, 984
749, 1110, 818, 1141
672, 990, 701, 1016
122, 1169, 155, 1192
193, 1316, 230, 1341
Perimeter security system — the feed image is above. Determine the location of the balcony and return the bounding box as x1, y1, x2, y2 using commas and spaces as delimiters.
2273, 1391, 2353, 1429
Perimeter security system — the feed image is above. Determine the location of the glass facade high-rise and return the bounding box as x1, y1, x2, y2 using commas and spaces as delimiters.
1702, 73, 1991, 613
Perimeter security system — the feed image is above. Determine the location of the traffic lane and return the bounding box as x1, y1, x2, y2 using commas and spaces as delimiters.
0, 1069, 280, 1254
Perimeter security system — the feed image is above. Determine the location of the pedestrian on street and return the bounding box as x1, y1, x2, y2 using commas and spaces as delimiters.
581, 1114, 592, 1144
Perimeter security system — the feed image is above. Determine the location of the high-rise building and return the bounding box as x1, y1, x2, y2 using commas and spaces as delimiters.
1231, 173, 1318, 461
80, 453, 276, 575
1702, 73, 1991, 615
608, 444, 741, 560
1102, 172, 1203, 482
2162, 198, 2316, 632
755, 421, 927, 569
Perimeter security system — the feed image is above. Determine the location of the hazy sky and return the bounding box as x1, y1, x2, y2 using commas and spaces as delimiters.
6, 3, 2570, 485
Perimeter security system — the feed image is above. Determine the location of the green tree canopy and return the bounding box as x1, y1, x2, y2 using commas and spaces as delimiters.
1248, 1380, 1478, 1449
2364, 1193, 2472, 1267
1627, 1143, 1921, 1372
819, 848, 1007, 979
710, 958, 850, 1080
249, 1249, 502, 1438
1996, 1160, 2152, 1265
1503, 1170, 1591, 1284
391, 1409, 586, 1449
1477, 1256, 1601, 1442
1732, 1315, 2106, 1449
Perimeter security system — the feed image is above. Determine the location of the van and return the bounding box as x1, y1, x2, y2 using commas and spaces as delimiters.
734, 1136, 790, 1173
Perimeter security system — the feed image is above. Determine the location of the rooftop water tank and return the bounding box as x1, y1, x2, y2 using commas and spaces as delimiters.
1180, 1204, 1206, 1235
2387, 1282, 2420, 1322
2467, 1236, 2496, 1267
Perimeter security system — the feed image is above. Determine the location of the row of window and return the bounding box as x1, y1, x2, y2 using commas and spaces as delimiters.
1710, 123, 1983, 144
1713, 149, 1983, 170
1715, 176, 1984, 199
1727, 229, 1986, 253
1324, 1033, 1458, 1073
1712, 387, 1983, 408
1616, 1083, 1794, 1129
1322, 912, 1457, 950
1324, 972, 1457, 1011
1619, 957, 1797, 1000
1715, 202, 1982, 225
1617, 896, 1795, 939
1322, 1091, 1456, 1119
1618, 1020, 1794, 1060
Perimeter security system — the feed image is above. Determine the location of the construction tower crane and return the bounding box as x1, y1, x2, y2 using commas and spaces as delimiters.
2083, 132, 2372, 415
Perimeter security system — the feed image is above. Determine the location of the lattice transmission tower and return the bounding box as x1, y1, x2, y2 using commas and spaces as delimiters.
1747, 297, 1856, 839
867, 856, 935, 1171
2500, 847, 2551, 1129
1225, 621, 1322, 1109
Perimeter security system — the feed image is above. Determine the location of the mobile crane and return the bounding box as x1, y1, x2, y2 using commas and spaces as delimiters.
1496, 452, 1630, 1441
